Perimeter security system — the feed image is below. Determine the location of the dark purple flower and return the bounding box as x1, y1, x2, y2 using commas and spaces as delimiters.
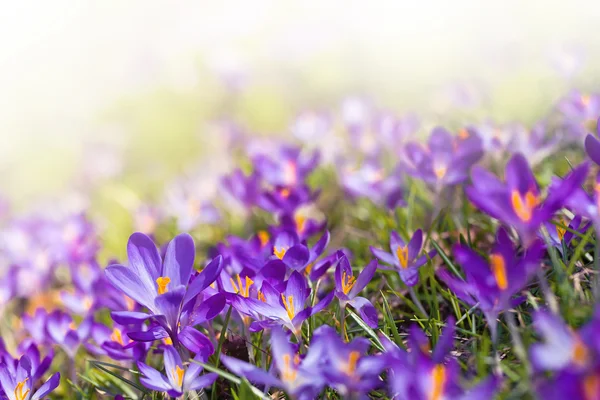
221, 169, 261, 212
466, 153, 589, 243
437, 228, 544, 341
542, 215, 589, 254
314, 325, 384, 397
221, 327, 326, 400
334, 255, 378, 328
137, 345, 217, 397
536, 369, 600, 400
371, 229, 436, 287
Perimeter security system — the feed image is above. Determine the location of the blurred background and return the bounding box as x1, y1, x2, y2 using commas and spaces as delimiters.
2, 0, 600, 240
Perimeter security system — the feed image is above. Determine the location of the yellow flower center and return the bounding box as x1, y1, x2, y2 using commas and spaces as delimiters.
230, 275, 254, 298
582, 94, 592, 106
295, 214, 306, 233
172, 365, 185, 388
396, 245, 409, 269
274, 246, 288, 260
257, 290, 266, 302
281, 353, 298, 382
343, 351, 360, 376
572, 336, 589, 367
279, 188, 291, 198
511, 190, 539, 222
111, 328, 124, 345
434, 166, 447, 180
430, 364, 446, 400
14, 378, 30, 400
258, 230, 270, 247
583, 373, 600, 400
281, 294, 296, 320
156, 276, 171, 295
341, 271, 356, 295
490, 253, 508, 290
556, 222, 567, 242
458, 128, 469, 139
164, 337, 173, 345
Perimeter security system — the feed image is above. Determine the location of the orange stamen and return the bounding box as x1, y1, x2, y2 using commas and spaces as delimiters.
490, 253, 508, 290
430, 364, 446, 400
156, 276, 171, 295
396, 246, 409, 269
281, 294, 295, 320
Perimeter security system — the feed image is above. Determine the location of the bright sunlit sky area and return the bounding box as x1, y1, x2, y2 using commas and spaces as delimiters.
1, 0, 600, 203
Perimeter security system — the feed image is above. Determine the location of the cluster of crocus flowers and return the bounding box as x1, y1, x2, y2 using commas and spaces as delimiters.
4, 90, 600, 400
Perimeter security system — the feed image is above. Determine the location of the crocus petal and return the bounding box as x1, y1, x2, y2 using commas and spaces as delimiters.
285, 271, 310, 313
30, 372, 60, 400
470, 166, 505, 194
154, 287, 185, 331
105, 265, 156, 311
110, 311, 154, 325
348, 296, 378, 328
137, 362, 172, 392
0, 363, 15, 395
370, 247, 396, 266
282, 244, 310, 270
127, 232, 162, 286
163, 346, 184, 389
220, 355, 281, 388
163, 233, 195, 287
187, 373, 218, 391
270, 327, 294, 375
310, 231, 330, 262
189, 293, 226, 325
178, 327, 214, 360
505, 153, 537, 194
585, 134, 600, 165
184, 256, 223, 306
127, 326, 168, 342
407, 230, 423, 262
349, 259, 378, 298
432, 317, 455, 363
310, 290, 335, 316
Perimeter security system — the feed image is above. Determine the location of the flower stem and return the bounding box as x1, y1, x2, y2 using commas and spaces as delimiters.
409, 286, 429, 319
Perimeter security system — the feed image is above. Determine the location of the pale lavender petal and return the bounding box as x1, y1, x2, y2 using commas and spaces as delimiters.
163, 233, 196, 287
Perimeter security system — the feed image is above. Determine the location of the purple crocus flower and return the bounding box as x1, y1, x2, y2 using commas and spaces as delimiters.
105, 233, 223, 352
45, 310, 92, 358
529, 310, 599, 373
382, 319, 499, 400
137, 345, 217, 397
334, 255, 378, 328
85, 322, 148, 361
437, 228, 544, 341
401, 126, 483, 188
338, 158, 405, 209
536, 369, 600, 400
221, 327, 326, 400
370, 229, 436, 287
557, 90, 600, 141
466, 153, 589, 244
220, 169, 261, 213
257, 185, 320, 216
542, 215, 589, 253
270, 230, 329, 273
233, 271, 334, 335
0, 342, 53, 386
315, 325, 384, 398
0, 354, 60, 400
252, 145, 320, 188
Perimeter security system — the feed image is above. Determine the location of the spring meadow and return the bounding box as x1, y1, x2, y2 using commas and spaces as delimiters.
4, 2, 600, 399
